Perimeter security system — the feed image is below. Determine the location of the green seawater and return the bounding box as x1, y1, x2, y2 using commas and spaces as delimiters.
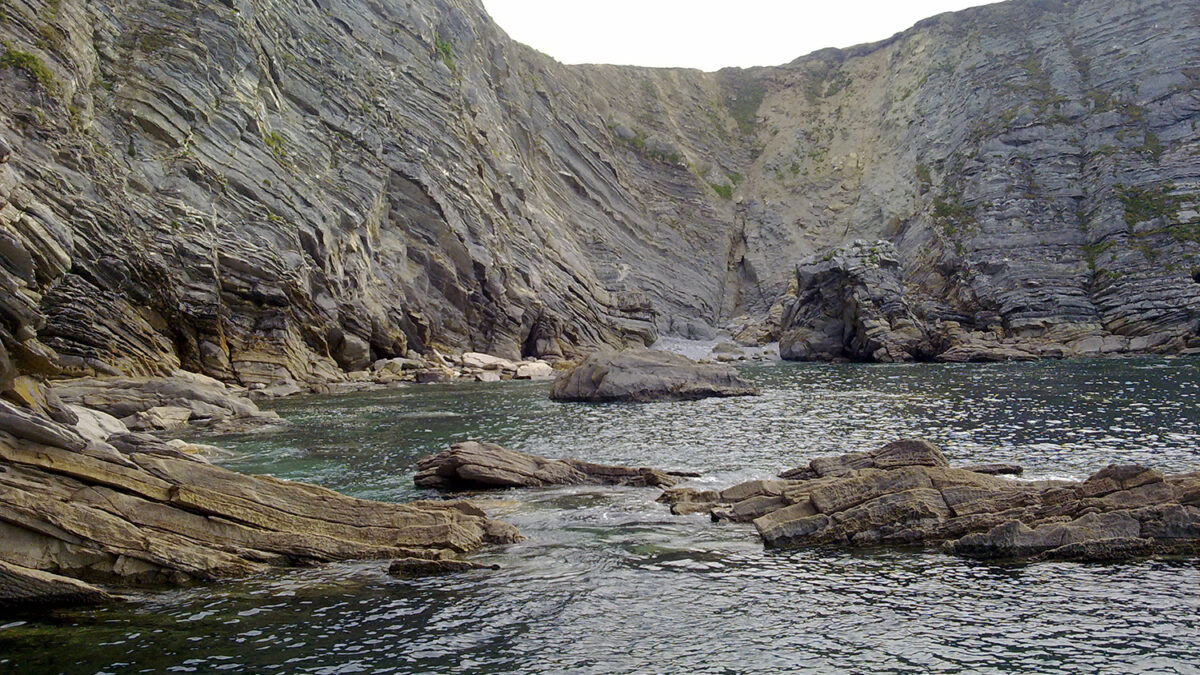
2, 358, 1199, 673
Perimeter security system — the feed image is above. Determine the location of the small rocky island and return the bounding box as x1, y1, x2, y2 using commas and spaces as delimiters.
660, 439, 1200, 561
549, 349, 760, 402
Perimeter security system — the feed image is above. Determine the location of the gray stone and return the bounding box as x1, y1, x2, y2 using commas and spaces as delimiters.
549, 349, 759, 402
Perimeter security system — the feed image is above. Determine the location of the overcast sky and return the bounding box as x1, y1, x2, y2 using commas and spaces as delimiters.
481, 1, 999, 72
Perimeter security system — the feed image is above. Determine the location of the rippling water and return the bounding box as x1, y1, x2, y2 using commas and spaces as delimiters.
3, 358, 1200, 673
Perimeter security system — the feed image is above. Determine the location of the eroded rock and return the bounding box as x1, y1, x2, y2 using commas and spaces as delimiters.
52, 372, 279, 431
0, 560, 112, 609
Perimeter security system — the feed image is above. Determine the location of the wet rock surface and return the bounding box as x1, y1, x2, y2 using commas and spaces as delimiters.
415, 441, 694, 490
662, 439, 1200, 561
0, 559, 114, 609
387, 557, 500, 578
549, 349, 760, 402
0, 399, 520, 609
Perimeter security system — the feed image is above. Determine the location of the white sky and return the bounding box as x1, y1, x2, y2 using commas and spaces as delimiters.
481, 1, 999, 72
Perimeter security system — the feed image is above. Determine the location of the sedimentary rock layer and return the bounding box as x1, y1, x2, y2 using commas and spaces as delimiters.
661, 439, 1200, 561
0, 399, 520, 607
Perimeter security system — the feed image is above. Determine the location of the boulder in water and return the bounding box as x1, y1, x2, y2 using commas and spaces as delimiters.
548, 348, 759, 402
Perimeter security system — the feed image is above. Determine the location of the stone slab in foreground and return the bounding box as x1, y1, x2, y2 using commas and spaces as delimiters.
549, 349, 759, 402
415, 441, 696, 490
661, 439, 1200, 562
0, 400, 520, 608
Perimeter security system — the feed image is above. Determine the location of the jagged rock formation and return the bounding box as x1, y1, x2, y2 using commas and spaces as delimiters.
779, 240, 1197, 362
660, 440, 1200, 561
414, 440, 693, 490
779, 241, 931, 361
0, 399, 520, 607
1, 0, 1198, 394
549, 348, 759, 402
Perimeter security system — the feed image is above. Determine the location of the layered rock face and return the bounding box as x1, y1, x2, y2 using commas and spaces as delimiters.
1, 0, 1198, 394
761, 1, 1200, 358
660, 440, 1200, 561
0, 0, 749, 394
0, 399, 520, 606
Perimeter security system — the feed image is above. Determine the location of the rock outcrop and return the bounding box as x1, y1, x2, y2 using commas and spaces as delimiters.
0, 399, 520, 608
779, 241, 1199, 363
548, 349, 759, 402
779, 241, 931, 362
414, 441, 695, 490
661, 439, 1200, 561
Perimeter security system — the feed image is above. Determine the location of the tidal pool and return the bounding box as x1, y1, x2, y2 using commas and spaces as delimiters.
3, 358, 1199, 673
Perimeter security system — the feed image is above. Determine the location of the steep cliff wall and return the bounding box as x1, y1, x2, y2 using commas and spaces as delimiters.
0, 0, 751, 389
746, 0, 1200, 359
0, 0, 1198, 392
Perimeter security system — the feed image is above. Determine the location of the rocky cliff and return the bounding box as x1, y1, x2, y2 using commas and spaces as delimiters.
1, 0, 1198, 395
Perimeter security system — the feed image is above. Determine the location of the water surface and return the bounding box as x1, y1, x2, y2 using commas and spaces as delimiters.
3, 358, 1199, 673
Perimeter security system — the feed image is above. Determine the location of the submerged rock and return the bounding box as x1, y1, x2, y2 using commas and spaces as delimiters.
548, 349, 759, 402
961, 463, 1024, 476
388, 557, 500, 578
414, 441, 694, 490
661, 439, 1200, 562
0, 399, 520, 609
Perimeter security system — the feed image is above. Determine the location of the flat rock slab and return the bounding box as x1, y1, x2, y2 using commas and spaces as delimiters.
415, 441, 692, 490
549, 349, 759, 402
661, 439, 1200, 562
